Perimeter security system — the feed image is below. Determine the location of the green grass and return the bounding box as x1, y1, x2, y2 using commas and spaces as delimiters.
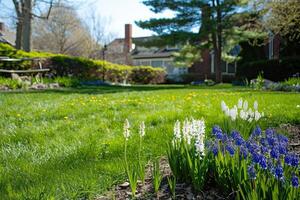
0, 84, 299, 199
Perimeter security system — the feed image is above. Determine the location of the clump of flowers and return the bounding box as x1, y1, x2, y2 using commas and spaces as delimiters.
167, 118, 209, 190
209, 125, 300, 199
221, 98, 264, 122
122, 119, 147, 198
220, 98, 264, 138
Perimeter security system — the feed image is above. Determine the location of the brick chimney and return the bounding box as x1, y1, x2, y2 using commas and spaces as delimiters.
0, 22, 4, 32
124, 24, 132, 53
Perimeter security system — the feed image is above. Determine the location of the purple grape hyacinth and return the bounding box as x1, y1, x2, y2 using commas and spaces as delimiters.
274, 162, 284, 179
248, 165, 256, 179
209, 125, 300, 187
292, 174, 299, 188
212, 125, 223, 140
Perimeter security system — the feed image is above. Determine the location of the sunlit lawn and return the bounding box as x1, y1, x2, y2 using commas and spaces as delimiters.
0, 85, 299, 199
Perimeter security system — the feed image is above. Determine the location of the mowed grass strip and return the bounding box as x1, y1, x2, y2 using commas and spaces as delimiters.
0, 85, 299, 199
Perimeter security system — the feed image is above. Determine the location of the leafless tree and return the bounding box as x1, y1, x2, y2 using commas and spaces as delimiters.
32, 4, 96, 57
84, 7, 117, 58
11, 0, 55, 51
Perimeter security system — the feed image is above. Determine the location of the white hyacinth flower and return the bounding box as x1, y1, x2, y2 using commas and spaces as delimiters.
123, 119, 130, 140
238, 98, 243, 109
198, 119, 205, 135
221, 101, 227, 113
240, 110, 247, 120
248, 117, 253, 123
254, 101, 258, 110
195, 140, 205, 157
225, 107, 230, 117
229, 106, 238, 121
183, 119, 192, 145
243, 100, 248, 111
173, 120, 181, 141
254, 111, 261, 121
248, 108, 254, 118
182, 119, 191, 138
139, 121, 145, 137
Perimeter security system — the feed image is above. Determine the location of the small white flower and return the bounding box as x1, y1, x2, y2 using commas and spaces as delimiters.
221, 101, 227, 113
139, 121, 145, 137
240, 110, 247, 120
195, 140, 205, 157
254, 101, 258, 110
123, 119, 130, 140
248, 108, 254, 118
297, 105, 300, 108
254, 111, 261, 121
243, 100, 248, 111
174, 120, 181, 141
229, 106, 238, 121
225, 107, 230, 117
238, 98, 243, 109
182, 119, 191, 141
248, 117, 253, 122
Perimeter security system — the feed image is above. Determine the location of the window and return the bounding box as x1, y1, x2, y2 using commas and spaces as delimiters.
178, 67, 188, 74
133, 60, 140, 66
151, 60, 163, 67
227, 63, 236, 73
164, 61, 175, 74
140, 60, 151, 66
221, 61, 227, 73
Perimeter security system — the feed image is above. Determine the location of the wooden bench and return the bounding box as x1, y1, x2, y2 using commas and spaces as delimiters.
0, 57, 50, 82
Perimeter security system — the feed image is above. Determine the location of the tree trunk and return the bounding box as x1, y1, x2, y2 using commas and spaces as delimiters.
215, 0, 223, 83
15, 20, 23, 49
22, 0, 32, 52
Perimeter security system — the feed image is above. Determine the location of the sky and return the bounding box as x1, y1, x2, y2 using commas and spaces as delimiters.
77, 0, 174, 38
0, 0, 174, 39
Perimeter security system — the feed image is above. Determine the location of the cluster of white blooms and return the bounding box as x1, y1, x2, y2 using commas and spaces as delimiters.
123, 120, 146, 140
139, 121, 145, 137
221, 98, 264, 122
123, 119, 131, 140
173, 118, 206, 156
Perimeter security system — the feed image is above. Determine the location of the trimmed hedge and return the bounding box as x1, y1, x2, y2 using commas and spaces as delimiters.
0, 44, 166, 84
236, 57, 300, 81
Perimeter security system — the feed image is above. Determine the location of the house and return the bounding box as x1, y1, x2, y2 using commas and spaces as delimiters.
105, 24, 281, 82
105, 24, 187, 81
0, 22, 15, 46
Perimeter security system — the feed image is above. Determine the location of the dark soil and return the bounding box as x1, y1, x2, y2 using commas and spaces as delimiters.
277, 124, 300, 154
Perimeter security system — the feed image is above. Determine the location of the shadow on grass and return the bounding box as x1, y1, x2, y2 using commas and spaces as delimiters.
1, 84, 248, 95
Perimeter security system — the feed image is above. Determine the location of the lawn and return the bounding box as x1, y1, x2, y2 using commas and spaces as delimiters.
0, 85, 299, 199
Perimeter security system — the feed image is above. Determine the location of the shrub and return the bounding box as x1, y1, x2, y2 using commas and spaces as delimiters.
130, 66, 166, 84
236, 57, 300, 82
49, 56, 98, 78
104, 63, 131, 83
283, 77, 300, 87
0, 44, 166, 85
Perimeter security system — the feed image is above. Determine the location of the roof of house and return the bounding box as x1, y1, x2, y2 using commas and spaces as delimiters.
0, 28, 15, 46
108, 36, 179, 59
131, 47, 179, 59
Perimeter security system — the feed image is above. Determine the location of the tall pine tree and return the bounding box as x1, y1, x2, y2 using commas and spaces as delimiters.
136, 0, 264, 82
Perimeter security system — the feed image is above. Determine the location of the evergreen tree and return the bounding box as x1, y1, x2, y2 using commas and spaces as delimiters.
136, 0, 264, 82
